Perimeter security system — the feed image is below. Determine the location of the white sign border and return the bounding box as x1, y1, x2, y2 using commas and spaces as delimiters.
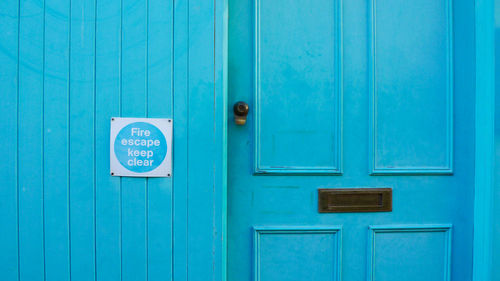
110, 117, 172, 177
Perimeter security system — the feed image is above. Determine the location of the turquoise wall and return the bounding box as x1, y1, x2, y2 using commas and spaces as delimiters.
0, 0, 226, 280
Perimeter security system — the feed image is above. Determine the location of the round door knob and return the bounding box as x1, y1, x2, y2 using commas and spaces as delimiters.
233, 101, 249, 125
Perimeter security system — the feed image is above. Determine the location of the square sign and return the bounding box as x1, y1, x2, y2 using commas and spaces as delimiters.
110, 117, 172, 177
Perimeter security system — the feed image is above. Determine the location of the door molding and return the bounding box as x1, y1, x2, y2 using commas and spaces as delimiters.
473, 0, 495, 280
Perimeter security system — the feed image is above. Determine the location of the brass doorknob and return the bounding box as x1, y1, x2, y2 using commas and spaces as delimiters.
234, 101, 249, 125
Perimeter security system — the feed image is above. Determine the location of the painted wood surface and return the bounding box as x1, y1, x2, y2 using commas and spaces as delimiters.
227, 0, 476, 280
0, 0, 226, 280
254, 0, 342, 174
369, 0, 453, 174
492, 0, 500, 278
473, 0, 496, 279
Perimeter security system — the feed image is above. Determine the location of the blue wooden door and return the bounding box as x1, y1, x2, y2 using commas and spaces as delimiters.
227, 0, 475, 280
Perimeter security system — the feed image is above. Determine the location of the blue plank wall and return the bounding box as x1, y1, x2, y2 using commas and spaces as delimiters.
0, 0, 227, 280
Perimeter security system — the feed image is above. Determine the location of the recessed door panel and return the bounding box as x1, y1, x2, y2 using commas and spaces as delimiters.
255, 0, 341, 173
254, 228, 341, 281
368, 226, 452, 281
369, 0, 453, 174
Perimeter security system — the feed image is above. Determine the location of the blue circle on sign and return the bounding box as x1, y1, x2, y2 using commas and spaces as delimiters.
114, 122, 167, 173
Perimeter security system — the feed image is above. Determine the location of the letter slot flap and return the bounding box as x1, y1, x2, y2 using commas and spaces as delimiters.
318, 188, 392, 213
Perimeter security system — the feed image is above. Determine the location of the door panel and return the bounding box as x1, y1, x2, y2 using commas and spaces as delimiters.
368, 225, 452, 281
255, 0, 341, 173
228, 0, 475, 280
255, 228, 341, 281
369, 0, 453, 174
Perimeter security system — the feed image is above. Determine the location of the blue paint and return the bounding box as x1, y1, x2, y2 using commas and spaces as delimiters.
0, 0, 20, 279
368, 225, 452, 281
172, 0, 189, 279
43, 0, 71, 279
18, 0, 45, 278
254, 227, 342, 281
94, 0, 123, 279
228, 0, 476, 280
473, 0, 496, 279
0, 0, 226, 280
69, 0, 97, 279
253, 0, 342, 174
0, 0, 494, 279
114, 122, 167, 173
369, 0, 454, 174
493, 0, 500, 276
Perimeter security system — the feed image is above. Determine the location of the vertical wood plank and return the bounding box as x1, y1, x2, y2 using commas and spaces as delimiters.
18, 0, 45, 279
147, 0, 173, 279
121, 0, 148, 279
43, 0, 71, 279
95, 0, 122, 281
69, 0, 96, 279
188, 0, 216, 280
173, 0, 189, 279
215, 0, 228, 279
0, 0, 19, 279
95, 0, 122, 279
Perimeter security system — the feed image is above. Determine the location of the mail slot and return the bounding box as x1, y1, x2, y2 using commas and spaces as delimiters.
318, 188, 392, 213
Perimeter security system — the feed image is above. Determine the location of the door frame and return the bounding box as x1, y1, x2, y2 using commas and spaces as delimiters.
473, 0, 495, 279
217, 0, 496, 279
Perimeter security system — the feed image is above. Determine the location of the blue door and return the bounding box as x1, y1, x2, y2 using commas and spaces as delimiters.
228, 0, 475, 280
